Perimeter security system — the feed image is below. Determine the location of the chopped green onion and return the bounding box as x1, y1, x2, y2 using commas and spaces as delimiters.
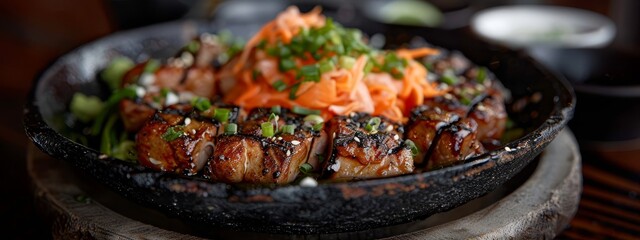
404, 139, 419, 156
309, 35, 326, 52
112, 140, 137, 162
299, 163, 313, 174
363, 60, 374, 74
70, 93, 104, 123
218, 29, 233, 44
282, 124, 296, 135
271, 105, 282, 114
317, 154, 325, 163
318, 59, 335, 74
441, 69, 458, 85
224, 123, 238, 135
268, 112, 279, 122
252, 69, 261, 80
256, 39, 268, 49
101, 57, 134, 90
190, 97, 211, 112
213, 108, 231, 123
162, 126, 183, 141
300, 65, 320, 82
460, 96, 472, 105
339, 56, 356, 69
100, 113, 119, 154
227, 41, 245, 59
289, 82, 301, 100
303, 114, 324, 125
185, 40, 200, 54
364, 117, 381, 133
476, 67, 487, 84
261, 122, 275, 137
266, 46, 279, 56
279, 57, 296, 72
272, 79, 287, 92
279, 45, 292, 57
382, 53, 408, 79
143, 59, 160, 73
104, 85, 137, 107
160, 88, 170, 97
312, 123, 324, 131
292, 106, 321, 115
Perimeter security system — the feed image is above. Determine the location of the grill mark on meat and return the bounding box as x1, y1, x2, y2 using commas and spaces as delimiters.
423, 115, 461, 164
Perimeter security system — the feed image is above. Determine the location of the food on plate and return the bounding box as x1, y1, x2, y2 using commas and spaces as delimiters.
69, 6, 508, 184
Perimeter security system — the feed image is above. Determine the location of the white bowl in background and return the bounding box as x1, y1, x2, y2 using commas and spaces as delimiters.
471, 5, 616, 48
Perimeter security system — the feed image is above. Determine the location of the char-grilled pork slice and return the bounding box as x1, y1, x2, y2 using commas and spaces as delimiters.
207, 107, 326, 184
208, 132, 311, 184
424, 84, 507, 146
467, 94, 506, 143
405, 106, 484, 169
119, 99, 156, 132
136, 112, 218, 175
240, 107, 327, 169
322, 113, 414, 180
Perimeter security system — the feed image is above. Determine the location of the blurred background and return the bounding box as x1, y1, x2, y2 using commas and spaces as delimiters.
1, 0, 638, 239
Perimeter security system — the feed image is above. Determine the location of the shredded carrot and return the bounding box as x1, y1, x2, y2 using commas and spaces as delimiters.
219, 6, 445, 123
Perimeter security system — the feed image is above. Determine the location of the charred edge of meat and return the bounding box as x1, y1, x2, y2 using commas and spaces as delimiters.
321, 114, 408, 179
422, 115, 461, 164
137, 112, 218, 175
207, 131, 312, 184
465, 94, 490, 118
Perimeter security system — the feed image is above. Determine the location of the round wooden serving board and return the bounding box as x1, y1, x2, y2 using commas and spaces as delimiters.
28, 129, 581, 239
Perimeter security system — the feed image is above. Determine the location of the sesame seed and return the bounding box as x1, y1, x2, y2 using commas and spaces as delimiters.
149, 157, 162, 165
277, 137, 283, 140
354, 137, 360, 143
444, 93, 453, 100
135, 86, 146, 98
184, 118, 191, 125
139, 73, 156, 87
385, 125, 393, 132
165, 92, 179, 106
181, 52, 194, 67
299, 177, 318, 187
291, 140, 300, 145
286, 150, 291, 156
505, 146, 512, 151
191, 129, 196, 134
393, 134, 399, 140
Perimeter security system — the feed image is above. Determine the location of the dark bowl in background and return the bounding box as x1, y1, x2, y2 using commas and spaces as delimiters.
530, 47, 640, 171
23, 16, 574, 236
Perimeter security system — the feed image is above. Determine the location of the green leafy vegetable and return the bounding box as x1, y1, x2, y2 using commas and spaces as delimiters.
162, 126, 184, 141
190, 97, 212, 112
70, 93, 104, 123
101, 57, 134, 90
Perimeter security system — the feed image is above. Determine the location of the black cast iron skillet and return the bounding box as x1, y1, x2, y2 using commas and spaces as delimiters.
23, 19, 574, 235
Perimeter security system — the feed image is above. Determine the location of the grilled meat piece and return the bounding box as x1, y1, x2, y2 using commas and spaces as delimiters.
181, 67, 216, 98
119, 98, 156, 132
208, 132, 312, 184
467, 95, 506, 142
207, 108, 326, 184
322, 113, 414, 180
406, 106, 484, 169
239, 108, 287, 136
239, 108, 327, 169
136, 113, 218, 175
